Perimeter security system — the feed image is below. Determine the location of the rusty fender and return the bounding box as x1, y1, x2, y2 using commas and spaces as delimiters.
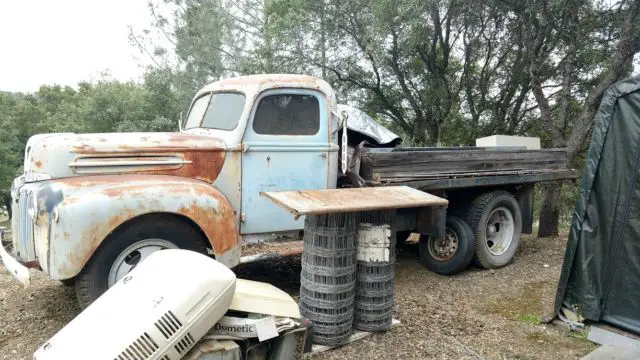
35, 174, 240, 280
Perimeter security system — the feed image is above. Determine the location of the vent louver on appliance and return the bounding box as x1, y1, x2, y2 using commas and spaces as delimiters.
33, 250, 236, 360
174, 333, 195, 355
115, 333, 158, 360
154, 311, 183, 339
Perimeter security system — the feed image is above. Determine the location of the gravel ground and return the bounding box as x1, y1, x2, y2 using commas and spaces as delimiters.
0, 233, 595, 360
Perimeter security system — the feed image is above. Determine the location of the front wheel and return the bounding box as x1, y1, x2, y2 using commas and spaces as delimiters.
418, 216, 475, 275
74, 216, 207, 309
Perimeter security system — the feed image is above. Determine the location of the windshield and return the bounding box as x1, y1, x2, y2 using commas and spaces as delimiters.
184, 92, 246, 130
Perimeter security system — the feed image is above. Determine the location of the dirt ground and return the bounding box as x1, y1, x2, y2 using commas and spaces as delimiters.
0, 232, 595, 360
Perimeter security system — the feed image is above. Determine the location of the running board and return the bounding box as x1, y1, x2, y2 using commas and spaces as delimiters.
239, 241, 304, 264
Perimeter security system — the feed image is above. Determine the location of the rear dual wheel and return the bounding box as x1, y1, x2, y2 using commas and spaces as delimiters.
467, 191, 522, 269
418, 216, 475, 275
418, 191, 522, 274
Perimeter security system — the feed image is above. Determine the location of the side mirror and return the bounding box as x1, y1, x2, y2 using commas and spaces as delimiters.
178, 112, 184, 132
340, 110, 349, 174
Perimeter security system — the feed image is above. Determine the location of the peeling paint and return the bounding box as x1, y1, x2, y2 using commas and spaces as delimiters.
18, 175, 240, 280
24, 132, 227, 183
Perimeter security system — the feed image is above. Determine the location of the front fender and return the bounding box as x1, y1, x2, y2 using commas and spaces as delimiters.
37, 175, 239, 280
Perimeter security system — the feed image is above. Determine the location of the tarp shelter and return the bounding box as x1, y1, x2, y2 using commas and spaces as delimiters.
555, 75, 640, 334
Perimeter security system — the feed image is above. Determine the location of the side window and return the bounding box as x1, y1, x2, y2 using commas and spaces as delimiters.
253, 94, 319, 135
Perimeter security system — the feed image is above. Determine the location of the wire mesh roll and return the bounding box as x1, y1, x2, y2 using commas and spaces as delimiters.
300, 286, 355, 309
355, 293, 394, 311
354, 308, 394, 332
354, 210, 396, 332
357, 262, 395, 281
309, 317, 354, 345
300, 213, 358, 345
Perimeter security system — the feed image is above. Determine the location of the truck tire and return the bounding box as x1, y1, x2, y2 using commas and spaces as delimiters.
74, 216, 207, 309
418, 216, 475, 275
60, 278, 75, 287
467, 191, 522, 269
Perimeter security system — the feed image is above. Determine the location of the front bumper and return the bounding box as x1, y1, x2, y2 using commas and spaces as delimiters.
0, 229, 31, 286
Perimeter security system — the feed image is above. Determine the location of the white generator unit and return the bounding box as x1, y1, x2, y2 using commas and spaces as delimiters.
33, 249, 237, 360
475, 135, 541, 150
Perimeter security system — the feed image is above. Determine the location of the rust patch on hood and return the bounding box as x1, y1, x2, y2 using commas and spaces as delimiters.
25, 132, 229, 183
70, 133, 228, 183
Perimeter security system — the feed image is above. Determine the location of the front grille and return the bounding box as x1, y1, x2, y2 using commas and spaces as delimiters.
11, 187, 36, 261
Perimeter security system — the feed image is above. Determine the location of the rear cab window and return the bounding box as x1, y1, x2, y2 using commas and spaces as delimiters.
252, 94, 319, 135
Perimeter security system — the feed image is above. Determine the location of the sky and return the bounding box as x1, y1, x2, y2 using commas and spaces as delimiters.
0, 0, 156, 93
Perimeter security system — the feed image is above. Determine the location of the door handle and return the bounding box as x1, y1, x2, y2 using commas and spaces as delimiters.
319, 153, 327, 158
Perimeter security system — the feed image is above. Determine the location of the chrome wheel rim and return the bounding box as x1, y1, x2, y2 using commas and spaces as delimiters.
484, 207, 514, 256
108, 239, 178, 286
428, 227, 458, 261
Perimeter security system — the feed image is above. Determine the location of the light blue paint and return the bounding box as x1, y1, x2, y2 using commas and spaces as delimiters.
240, 89, 332, 234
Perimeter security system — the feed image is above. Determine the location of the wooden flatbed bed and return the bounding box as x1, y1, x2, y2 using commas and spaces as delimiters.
359, 147, 578, 190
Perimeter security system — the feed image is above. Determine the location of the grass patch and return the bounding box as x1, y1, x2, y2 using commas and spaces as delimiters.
526, 331, 555, 342
568, 328, 593, 344
518, 314, 542, 325
483, 281, 549, 324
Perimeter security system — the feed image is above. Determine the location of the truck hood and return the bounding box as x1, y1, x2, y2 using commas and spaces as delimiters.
23, 132, 227, 183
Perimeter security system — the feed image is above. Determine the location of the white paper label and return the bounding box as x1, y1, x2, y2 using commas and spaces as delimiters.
357, 247, 390, 262
357, 224, 391, 262
255, 316, 279, 342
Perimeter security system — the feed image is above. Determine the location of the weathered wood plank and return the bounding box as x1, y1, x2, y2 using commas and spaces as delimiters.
261, 186, 448, 218
369, 148, 567, 167
375, 167, 569, 180
374, 159, 567, 174
374, 169, 578, 190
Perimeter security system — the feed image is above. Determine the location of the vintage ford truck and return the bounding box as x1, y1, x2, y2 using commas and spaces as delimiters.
1, 74, 576, 308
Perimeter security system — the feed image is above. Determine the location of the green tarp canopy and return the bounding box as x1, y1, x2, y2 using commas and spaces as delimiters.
555, 75, 640, 334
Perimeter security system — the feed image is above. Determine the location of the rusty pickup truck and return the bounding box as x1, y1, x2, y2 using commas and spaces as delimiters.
1, 74, 576, 308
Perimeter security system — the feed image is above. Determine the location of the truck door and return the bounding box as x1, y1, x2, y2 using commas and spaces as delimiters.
240, 89, 333, 234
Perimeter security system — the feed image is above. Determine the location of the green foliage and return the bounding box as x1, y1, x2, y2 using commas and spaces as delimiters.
518, 314, 542, 325
0, 78, 185, 201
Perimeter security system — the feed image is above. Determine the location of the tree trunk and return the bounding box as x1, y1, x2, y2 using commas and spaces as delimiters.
538, 183, 562, 237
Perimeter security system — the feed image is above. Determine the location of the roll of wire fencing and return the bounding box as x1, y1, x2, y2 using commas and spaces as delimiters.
354, 210, 397, 332
300, 213, 358, 345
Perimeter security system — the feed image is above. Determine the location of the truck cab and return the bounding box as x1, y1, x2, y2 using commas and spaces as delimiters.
1, 75, 344, 308
184, 75, 340, 237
